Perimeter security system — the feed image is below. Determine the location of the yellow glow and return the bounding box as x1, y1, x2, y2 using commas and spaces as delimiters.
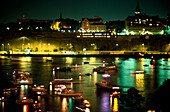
20, 85, 25, 99
147, 110, 155, 112
71, 82, 73, 90
53, 70, 55, 79
110, 97, 113, 110
51, 22, 61, 30
20, 57, 31, 61
85, 108, 91, 112
93, 72, 97, 84
38, 96, 41, 102
113, 97, 118, 112
115, 57, 119, 60
136, 74, 144, 91
79, 76, 82, 80
23, 105, 28, 112
90, 57, 96, 63
66, 57, 73, 63
2, 102, 4, 112
62, 98, 68, 112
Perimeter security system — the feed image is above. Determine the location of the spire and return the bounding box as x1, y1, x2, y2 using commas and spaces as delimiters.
59, 12, 62, 20
135, 0, 141, 15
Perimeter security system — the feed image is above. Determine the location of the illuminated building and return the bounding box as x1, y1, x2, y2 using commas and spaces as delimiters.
165, 13, 170, 34
52, 12, 80, 32
16, 19, 53, 31
125, 0, 164, 35
81, 16, 106, 32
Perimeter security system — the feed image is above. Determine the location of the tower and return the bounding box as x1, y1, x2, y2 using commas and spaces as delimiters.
59, 12, 62, 20
135, 0, 141, 15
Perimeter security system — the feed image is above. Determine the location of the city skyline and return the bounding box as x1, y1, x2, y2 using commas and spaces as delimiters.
0, 0, 169, 24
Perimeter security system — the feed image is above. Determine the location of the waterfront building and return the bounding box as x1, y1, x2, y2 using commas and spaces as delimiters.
81, 16, 106, 32
17, 18, 53, 31
165, 13, 170, 34
125, 1, 164, 35
106, 20, 125, 35
51, 12, 80, 32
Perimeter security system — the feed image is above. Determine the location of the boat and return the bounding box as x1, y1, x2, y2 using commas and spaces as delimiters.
56, 91, 83, 97
85, 73, 92, 76
131, 71, 146, 74
55, 88, 83, 97
32, 85, 48, 92
163, 68, 170, 70
7, 71, 33, 85
82, 62, 89, 64
54, 67, 71, 72
150, 59, 155, 65
0, 97, 7, 102
52, 78, 74, 84
16, 97, 34, 105
143, 64, 149, 66
93, 65, 117, 73
96, 80, 120, 92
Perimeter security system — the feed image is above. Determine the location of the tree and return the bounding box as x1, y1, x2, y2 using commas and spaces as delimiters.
153, 79, 170, 111
119, 87, 145, 112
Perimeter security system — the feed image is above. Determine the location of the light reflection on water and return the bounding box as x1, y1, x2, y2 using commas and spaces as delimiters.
0, 56, 170, 112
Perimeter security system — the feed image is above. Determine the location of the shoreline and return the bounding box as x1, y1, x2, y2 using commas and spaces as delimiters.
0, 53, 170, 58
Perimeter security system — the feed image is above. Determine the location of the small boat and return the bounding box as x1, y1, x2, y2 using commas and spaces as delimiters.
143, 64, 149, 66
163, 68, 170, 70
150, 59, 155, 65
96, 80, 120, 92
7, 71, 33, 85
0, 97, 7, 102
54, 84, 67, 92
32, 85, 47, 92
56, 90, 83, 97
33, 101, 41, 109
82, 62, 89, 64
54, 67, 71, 72
110, 91, 120, 97
46, 59, 53, 61
93, 66, 117, 73
16, 97, 34, 105
85, 73, 92, 76
131, 71, 146, 74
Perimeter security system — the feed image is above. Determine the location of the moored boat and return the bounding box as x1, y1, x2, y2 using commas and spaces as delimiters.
96, 80, 120, 92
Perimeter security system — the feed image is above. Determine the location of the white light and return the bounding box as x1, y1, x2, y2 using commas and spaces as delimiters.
112, 87, 119, 89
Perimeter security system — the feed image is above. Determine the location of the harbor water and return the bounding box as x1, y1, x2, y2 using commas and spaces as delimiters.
0, 56, 170, 112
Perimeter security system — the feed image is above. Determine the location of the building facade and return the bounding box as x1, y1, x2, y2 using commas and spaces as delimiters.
125, 1, 164, 35
81, 16, 106, 32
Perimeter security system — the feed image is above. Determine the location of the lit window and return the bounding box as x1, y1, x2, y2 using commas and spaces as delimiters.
149, 23, 152, 26
150, 19, 152, 21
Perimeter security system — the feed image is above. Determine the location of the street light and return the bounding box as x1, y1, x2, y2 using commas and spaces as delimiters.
21, 36, 27, 45
7, 43, 10, 51
142, 43, 145, 52
1, 44, 4, 51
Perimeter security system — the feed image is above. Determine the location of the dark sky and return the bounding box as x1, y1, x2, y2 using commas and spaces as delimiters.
0, 0, 169, 23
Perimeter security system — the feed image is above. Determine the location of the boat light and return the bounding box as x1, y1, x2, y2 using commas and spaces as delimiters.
23, 97, 27, 100
112, 87, 119, 89
102, 74, 110, 77
40, 85, 44, 88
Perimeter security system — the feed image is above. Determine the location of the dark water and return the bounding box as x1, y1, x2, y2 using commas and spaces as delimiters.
0, 56, 170, 112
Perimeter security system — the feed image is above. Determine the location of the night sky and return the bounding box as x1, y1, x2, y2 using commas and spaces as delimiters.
0, 0, 169, 23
